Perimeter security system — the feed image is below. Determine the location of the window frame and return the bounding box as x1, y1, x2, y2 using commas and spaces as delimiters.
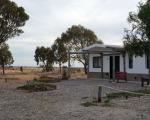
93, 56, 101, 68
129, 56, 133, 69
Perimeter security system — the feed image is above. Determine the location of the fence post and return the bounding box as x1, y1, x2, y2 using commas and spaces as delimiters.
98, 86, 102, 103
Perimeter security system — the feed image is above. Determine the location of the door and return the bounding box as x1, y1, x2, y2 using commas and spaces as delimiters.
110, 56, 113, 79
109, 56, 120, 79
115, 56, 120, 72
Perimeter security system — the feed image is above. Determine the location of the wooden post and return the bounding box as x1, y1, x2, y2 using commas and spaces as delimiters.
101, 53, 104, 79
123, 53, 127, 82
98, 86, 102, 102
68, 52, 71, 78
112, 55, 116, 82
87, 53, 90, 74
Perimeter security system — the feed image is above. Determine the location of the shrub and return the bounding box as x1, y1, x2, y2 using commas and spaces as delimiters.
34, 76, 61, 83
102, 98, 112, 107
17, 81, 56, 92
81, 101, 98, 107
106, 91, 143, 100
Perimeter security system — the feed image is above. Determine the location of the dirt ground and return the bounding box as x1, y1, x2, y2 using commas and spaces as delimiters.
0, 78, 150, 120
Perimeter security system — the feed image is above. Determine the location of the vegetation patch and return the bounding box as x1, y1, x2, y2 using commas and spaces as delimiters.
134, 89, 150, 94
81, 101, 98, 107
102, 98, 112, 107
106, 89, 150, 100
17, 81, 56, 92
107, 92, 141, 99
34, 76, 62, 83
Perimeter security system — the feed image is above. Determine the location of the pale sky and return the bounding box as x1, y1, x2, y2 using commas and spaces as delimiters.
8, 0, 140, 66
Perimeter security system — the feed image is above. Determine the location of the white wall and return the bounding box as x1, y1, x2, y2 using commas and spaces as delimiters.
119, 55, 124, 72
126, 54, 148, 74
89, 53, 149, 74
89, 54, 123, 73
103, 56, 109, 73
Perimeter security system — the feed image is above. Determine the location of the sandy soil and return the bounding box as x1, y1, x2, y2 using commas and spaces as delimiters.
0, 79, 150, 120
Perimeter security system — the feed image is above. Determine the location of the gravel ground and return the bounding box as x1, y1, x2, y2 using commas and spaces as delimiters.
0, 79, 150, 120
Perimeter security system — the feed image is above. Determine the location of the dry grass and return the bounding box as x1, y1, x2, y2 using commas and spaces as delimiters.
70, 68, 87, 79
0, 67, 42, 81
0, 67, 86, 81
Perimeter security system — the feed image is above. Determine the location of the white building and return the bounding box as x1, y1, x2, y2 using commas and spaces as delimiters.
71, 44, 149, 81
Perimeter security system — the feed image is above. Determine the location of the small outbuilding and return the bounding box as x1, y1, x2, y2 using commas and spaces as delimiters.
68, 44, 149, 81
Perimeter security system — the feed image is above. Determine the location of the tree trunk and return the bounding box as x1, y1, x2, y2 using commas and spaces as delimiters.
45, 64, 49, 72
59, 62, 62, 73
84, 63, 87, 74
82, 54, 88, 74
2, 63, 5, 75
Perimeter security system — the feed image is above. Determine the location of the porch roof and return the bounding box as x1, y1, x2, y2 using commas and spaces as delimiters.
69, 44, 124, 54
83, 44, 123, 52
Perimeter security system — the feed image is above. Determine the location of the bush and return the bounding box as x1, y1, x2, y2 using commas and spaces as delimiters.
81, 101, 98, 107
102, 98, 112, 107
17, 81, 56, 92
34, 76, 61, 83
106, 91, 143, 100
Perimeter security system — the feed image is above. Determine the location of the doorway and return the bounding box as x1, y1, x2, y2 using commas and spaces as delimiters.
109, 56, 120, 79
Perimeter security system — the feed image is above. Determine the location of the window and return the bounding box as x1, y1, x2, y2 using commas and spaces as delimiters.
93, 57, 101, 68
146, 55, 149, 69
129, 56, 133, 69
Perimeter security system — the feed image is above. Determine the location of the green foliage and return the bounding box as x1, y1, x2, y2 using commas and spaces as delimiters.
107, 92, 142, 99
106, 89, 150, 100
124, 0, 150, 57
135, 89, 150, 94
0, 0, 29, 44
0, 43, 14, 74
138, 1, 150, 39
124, 0, 150, 80
81, 101, 98, 107
61, 25, 99, 48
102, 98, 112, 107
61, 25, 103, 73
104, 89, 150, 106
52, 38, 68, 73
33, 76, 62, 83
34, 46, 54, 72
17, 80, 56, 92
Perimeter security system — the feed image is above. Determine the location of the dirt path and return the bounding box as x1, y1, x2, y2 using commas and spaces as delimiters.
0, 79, 150, 120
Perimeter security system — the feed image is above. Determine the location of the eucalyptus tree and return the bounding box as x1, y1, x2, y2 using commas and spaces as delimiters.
0, 43, 14, 74
52, 38, 67, 73
61, 25, 103, 74
34, 46, 55, 72
124, 0, 150, 80
0, 0, 29, 44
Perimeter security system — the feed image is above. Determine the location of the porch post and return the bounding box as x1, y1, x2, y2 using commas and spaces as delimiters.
101, 53, 104, 79
87, 52, 90, 74
123, 53, 127, 81
68, 51, 71, 78
112, 54, 116, 81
